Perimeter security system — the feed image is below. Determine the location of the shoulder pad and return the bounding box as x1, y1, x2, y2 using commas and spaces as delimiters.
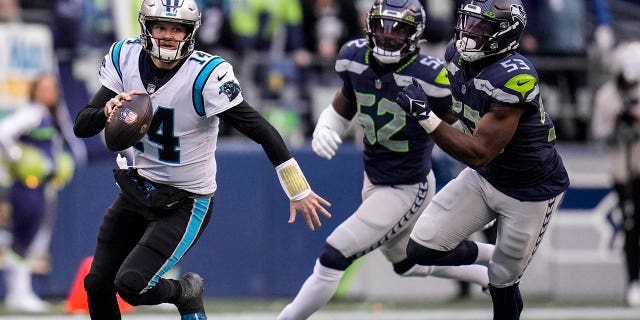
335, 38, 369, 74
477, 53, 540, 104
337, 39, 368, 60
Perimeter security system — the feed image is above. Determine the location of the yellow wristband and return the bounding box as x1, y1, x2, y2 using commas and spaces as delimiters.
276, 158, 311, 201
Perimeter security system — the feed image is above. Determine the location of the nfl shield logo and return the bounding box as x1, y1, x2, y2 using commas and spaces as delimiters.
120, 108, 138, 125
375, 79, 382, 90
461, 84, 467, 94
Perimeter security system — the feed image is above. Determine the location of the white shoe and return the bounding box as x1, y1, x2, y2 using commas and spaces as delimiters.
5, 292, 50, 313
625, 281, 640, 307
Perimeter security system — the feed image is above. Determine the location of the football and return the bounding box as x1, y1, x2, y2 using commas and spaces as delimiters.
104, 93, 153, 152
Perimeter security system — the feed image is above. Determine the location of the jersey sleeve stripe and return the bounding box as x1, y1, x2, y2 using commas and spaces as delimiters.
112, 39, 126, 80
192, 56, 225, 116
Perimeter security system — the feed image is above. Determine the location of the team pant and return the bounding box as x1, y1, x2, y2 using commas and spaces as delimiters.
327, 171, 435, 264
84, 188, 213, 320
410, 168, 564, 286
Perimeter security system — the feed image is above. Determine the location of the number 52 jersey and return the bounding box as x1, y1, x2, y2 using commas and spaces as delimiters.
336, 39, 451, 186
99, 38, 244, 195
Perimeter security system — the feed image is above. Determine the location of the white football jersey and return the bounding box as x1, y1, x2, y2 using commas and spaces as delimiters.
99, 38, 244, 195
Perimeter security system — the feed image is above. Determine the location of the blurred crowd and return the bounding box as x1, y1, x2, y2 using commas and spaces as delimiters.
1, 0, 639, 152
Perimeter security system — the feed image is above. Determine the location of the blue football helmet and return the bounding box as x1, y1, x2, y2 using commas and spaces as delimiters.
365, 0, 425, 64
455, 0, 527, 62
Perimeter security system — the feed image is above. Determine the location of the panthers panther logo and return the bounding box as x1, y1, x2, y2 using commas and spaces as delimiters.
219, 80, 241, 102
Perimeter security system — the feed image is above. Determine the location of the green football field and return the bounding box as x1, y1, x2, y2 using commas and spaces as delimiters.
0, 298, 637, 320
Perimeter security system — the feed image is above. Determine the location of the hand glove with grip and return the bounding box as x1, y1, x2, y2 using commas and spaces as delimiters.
396, 78, 442, 133
312, 126, 342, 160
396, 78, 432, 120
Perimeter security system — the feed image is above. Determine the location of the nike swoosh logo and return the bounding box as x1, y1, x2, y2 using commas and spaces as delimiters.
218, 72, 228, 81
517, 80, 531, 86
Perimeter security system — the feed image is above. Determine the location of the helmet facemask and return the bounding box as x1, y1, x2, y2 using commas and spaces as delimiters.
138, 0, 201, 62
365, 0, 425, 65
455, 1, 526, 62
140, 18, 198, 62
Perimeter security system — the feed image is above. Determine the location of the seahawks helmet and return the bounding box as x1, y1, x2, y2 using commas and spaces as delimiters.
139, 0, 201, 62
455, 0, 527, 62
365, 0, 425, 64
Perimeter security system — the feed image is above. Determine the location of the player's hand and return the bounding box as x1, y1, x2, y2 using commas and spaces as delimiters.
289, 191, 332, 231
396, 78, 432, 120
312, 126, 342, 160
104, 91, 142, 118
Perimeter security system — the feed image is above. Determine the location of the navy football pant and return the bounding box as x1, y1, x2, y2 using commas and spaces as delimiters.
9, 183, 47, 257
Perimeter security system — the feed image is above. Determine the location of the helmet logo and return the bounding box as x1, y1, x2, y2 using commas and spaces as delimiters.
165, 6, 177, 17
162, 0, 183, 16
510, 4, 526, 26
162, 0, 184, 6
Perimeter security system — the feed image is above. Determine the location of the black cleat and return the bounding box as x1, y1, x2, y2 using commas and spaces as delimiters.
175, 272, 205, 315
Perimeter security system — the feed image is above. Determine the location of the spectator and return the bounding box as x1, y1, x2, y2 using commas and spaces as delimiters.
591, 41, 640, 307
0, 74, 76, 313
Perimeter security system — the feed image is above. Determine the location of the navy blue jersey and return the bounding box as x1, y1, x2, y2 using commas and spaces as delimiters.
444, 43, 570, 201
336, 39, 451, 185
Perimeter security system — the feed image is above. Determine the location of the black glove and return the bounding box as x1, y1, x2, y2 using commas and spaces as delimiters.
396, 78, 432, 120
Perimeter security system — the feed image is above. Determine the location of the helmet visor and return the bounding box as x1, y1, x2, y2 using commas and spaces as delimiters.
456, 14, 497, 51
370, 17, 414, 52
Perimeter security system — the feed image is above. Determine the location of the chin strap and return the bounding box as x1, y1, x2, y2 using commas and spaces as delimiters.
276, 158, 311, 201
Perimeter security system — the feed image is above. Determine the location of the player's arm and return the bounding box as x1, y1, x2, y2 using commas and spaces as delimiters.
429, 105, 523, 168
397, 79, 522, 168
218, 102, 332, 230
74, 86, 141, 138
73, 86, 116, 138
311, 89, 355, 160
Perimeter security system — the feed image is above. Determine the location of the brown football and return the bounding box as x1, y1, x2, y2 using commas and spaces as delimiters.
104, 93, 153, 152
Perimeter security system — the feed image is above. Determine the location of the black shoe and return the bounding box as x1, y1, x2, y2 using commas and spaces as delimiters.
175, 272, 205, 315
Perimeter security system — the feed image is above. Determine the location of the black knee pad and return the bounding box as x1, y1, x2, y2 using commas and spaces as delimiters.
407, 239, 478, 266
319, 244, 352, 271
406, 238, 446, 265
84, 272, 114, 296
114, 270, 148, 297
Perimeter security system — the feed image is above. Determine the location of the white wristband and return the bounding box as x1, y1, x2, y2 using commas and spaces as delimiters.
276, 158, 311, 201
314, 104, 350, 137
417, 111, 442, 133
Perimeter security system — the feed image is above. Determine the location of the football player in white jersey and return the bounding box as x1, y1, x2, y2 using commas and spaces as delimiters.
277, 1, 491, 319
73, 1, 331, 319
396, 1, 569, 319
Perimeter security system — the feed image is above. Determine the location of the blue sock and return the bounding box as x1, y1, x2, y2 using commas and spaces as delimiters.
181, 312, 207, 320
